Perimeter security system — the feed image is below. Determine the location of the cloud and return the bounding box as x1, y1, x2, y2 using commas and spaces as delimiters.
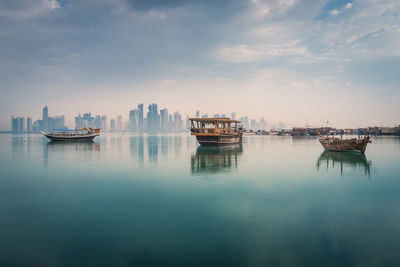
345, 3, 353, 9
217, 45, 264, 63
0, 0, 400, 128
330, 9, 339, 16
0, 0, 60, 18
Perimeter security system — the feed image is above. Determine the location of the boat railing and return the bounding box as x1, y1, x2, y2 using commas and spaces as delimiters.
191, 128, 217, 134
191, 127, 242, 134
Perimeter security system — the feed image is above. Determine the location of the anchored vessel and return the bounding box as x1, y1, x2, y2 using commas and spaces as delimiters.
317, 131, 371, 153
190, 118, 243, 146
41, 128, 100, 142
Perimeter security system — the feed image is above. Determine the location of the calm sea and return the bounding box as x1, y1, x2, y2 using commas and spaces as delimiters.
1, 133, 399, 267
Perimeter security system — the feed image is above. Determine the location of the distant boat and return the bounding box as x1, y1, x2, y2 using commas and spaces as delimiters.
41, 128, 100, 142
269, 130, 281, 135
189, 118, 243, 146
317, 131, 371, 153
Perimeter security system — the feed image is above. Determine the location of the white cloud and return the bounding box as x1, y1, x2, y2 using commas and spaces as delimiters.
345, 3, 353, 9
0, 0, 60, 18
330, 9, 340, 16
218, 45, 263, 63
42, 0, 60, 10
216, 42, 308, 63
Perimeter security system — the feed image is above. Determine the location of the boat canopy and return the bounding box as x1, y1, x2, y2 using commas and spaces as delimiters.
189, 118, 240, 123
52, 129, 74, 131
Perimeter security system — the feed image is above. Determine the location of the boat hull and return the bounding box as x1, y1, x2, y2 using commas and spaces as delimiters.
318, 136, 370, 153
195, 134, 242, 146
43, 134, 98, 142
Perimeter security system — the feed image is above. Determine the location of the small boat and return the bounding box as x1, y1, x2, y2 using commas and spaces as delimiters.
317, 130, 371, 153
41, 128, 100, 142
189, 118, 243, 146
269, 130, 280, 135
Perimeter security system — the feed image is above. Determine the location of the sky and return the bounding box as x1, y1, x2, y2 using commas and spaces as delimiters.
0, 0, 399, 130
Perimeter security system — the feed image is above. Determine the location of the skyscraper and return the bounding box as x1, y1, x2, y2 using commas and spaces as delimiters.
168, 114, 174, 130
110, 119, 115, 131
75, 114, 84, 129
147, 104, 160, 132
100, 116, 107, 131
239, 116, 249, 129
138, 103, 144, 131
251, 119, 256, 130
160, 108, 169, 132
231, 112, 236, 120
174, 112, 182, 131
195, 110, 200, 118
116, 115, 123, 131
42, 105, 48, 131
129, 109, 139, 131
11, 116, 19, 133
27, 117, 32, 133
76, 113, 95, 129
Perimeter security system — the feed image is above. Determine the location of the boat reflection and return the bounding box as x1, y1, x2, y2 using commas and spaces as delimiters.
46, 141, 100, 152
191, 145, 243, 175
316, 151, 372, 177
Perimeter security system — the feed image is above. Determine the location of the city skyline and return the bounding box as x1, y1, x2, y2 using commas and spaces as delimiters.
9, 103, 400, 135
10, 104, 283, 132
1, 0, 400, 130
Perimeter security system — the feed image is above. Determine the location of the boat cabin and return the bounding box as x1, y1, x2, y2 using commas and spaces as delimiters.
189, 118, 242, 136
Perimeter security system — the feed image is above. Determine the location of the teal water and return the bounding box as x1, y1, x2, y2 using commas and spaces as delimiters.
1, 133, 399, 267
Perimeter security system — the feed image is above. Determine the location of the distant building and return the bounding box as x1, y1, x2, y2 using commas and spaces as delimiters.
129, 109, 139, 131
116, 115, 123, 131
138, 103, 144, 131
231, 112, 236, 120
75, 113, 95, 129
43, 105, 48, 131
195, 110, 200, 118
174, 112, 182, 131
11, 116, 22, 133
251, 119, 256, 130
75, 114, 84, 129
110, 119, 115, 131
32, 120, 41, 133
185, 116, 190, 131
239, 116, 249, 129
27, 117, 32, 133
147, 104, 160, 132
160, 108, 169, 132
100, 116, 107, 131
168, 114, 174, 130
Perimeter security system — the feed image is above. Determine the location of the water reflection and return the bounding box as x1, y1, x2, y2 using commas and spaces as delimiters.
191, 145, 243, 175
44, 141, 100, 166
316, 151, 372, 177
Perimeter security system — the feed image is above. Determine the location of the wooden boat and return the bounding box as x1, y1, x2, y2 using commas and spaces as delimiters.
41, 128, 100, 142
317, 130, 371, 153
189, 118, 243, 146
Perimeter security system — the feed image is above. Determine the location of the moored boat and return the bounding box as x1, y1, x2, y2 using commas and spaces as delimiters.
190, 118, 243, 146
41, 128, 100, 142
317, 130, 371, 153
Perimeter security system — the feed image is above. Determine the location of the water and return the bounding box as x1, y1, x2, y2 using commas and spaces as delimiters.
1, 133, 399, 267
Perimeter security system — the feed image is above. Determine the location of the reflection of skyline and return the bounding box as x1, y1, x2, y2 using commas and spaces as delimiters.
317, 151, 372, 177
191, 145, 243, 175
128, 134, 192, 166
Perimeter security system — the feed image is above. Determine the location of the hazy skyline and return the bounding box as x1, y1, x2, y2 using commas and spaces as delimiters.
1, 0, 399, 130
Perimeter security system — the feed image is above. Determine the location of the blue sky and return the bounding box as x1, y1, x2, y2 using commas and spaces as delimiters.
0, 0, 399, 129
